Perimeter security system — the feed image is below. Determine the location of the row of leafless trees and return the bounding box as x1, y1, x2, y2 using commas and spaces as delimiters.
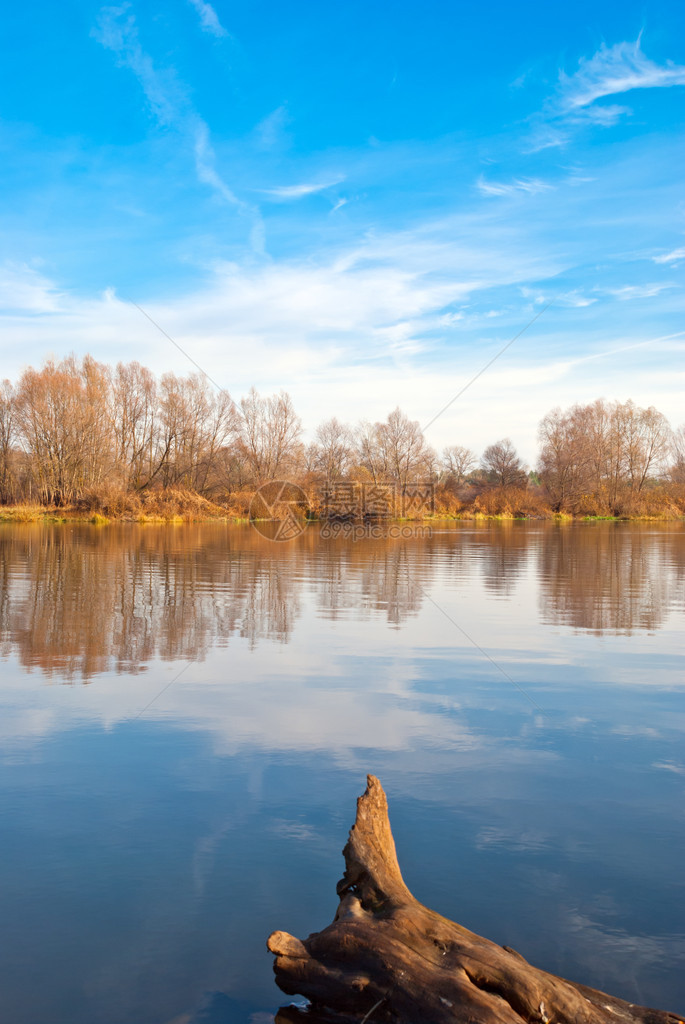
0, 355, 683, 509
537, 399, 682, 512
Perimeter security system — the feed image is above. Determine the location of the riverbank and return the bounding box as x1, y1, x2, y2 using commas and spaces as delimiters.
2, 481, 684, 523
1, 503, 683, 524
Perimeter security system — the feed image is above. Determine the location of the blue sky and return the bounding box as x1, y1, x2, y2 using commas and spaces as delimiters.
1, 0, 684, 459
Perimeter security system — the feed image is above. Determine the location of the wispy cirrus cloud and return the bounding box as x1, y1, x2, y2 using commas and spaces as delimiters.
476, 176, 554, 198
254, 106, 292, 149
558, 39, 685, 113
193, 122, 239, 205
605, 283, 675, 301
188, 0, 228, 38
529, 38, 685, 147
652, 247, 685, 265
556, 290, 597, 308
256, 177, 345, 201
93, 5, 242, 210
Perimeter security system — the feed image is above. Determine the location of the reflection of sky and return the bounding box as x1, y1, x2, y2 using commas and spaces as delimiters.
0, 523, 684, 1022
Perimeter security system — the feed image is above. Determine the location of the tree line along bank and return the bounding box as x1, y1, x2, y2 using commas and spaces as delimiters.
1, 354, 684, 520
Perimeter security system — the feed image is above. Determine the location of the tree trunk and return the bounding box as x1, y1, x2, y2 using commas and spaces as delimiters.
268, 775, 682, 1024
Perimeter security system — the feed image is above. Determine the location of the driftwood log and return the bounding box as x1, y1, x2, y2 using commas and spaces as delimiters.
268, 775, 682, 1024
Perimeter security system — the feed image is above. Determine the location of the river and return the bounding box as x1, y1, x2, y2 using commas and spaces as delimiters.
0, 521, 684, 1022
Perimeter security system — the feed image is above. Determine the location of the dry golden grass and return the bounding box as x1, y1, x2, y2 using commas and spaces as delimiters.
0, 505, 50, 522
3, 482, 684, 524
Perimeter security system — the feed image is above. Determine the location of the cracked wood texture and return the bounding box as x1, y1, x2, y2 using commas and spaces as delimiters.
267, 775, 682, 1024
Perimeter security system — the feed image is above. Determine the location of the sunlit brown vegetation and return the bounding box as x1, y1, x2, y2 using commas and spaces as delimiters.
0, 354, 684, 520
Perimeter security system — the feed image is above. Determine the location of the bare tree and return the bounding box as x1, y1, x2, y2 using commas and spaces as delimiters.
355, 420, 385, 484
239, 388, 303, 482
15, 355, 114, 504
155, 373, 238, 490
375, 408, 435, 491
481, 438, 527, 488
80, 355, 114, 489
112, 361, 158, 490
311, 417, 355, 480
538, 399, 673, 510
622, 401, 671, 492
442, 444, 476, 483
537, 407, 590, 511
0, 380, 17, 503
671, 425, 685, 483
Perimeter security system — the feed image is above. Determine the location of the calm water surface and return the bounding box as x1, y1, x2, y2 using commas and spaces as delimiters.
0, 521, 684, 1023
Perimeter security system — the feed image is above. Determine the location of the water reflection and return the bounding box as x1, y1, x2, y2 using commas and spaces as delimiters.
538, 525, 682, 634
1, 521, 685, 1023
0, 523, 684, 679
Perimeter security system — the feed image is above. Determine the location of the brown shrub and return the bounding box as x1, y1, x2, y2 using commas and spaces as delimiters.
471, 486, 552, 519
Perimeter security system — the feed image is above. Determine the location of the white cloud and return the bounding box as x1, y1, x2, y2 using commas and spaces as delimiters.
476, 176, 554, 198
652, 247, 685, 264
2, 252, 684, 464
257, 178, 345, 201
0, 262, 65, 314
525, 125, 569, 152
193, 121, 240, 206
531, 38, 685, 144
92, 5, 181, 127
93, 6, 245, 214
558, 39, 685, 113
605, 283, 675, 301
557, 290, 597, 308
188, 0, 228, 38
579, 102, 631, 126
254, 105, 291, 149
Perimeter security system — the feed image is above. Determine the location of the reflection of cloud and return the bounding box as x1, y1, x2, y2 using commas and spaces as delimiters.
269, 820, 320, 842
652, 760, 685, 775
1, 523, 684, 769
0, 650, 485, 767
564, 911, 685, 978
475, 825, 550, 853
611, 725, 660, 738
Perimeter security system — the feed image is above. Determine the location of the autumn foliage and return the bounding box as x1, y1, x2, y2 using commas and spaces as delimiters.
0, 354, 683, 520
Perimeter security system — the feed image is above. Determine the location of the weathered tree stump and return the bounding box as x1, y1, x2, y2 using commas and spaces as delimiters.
268, 775, 682, 1024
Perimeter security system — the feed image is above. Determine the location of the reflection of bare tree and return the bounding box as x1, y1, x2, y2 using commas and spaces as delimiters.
0, 526, 303, 680
240, 559, 301, 647
314, 537, 428, 626
539, 525, 675, 633
0, 537, 14, 659
471, 524, 533, 596
360, 548, 423, 626
2, 522, 681, 680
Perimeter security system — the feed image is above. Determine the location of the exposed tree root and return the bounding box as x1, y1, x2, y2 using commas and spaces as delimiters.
268, 775, 682, 1024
